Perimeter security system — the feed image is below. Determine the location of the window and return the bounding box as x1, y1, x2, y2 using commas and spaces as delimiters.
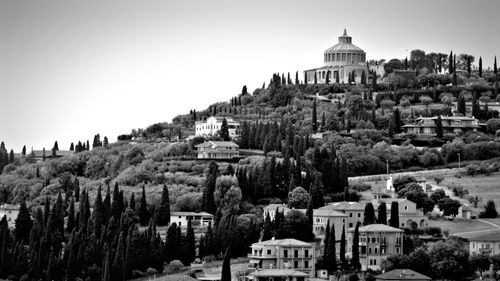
368, 248, 372, 254
294, 261, 299, 268
267, 250, 271, 255
381, 248, 386, 254
375, 248, 378, 254
373, 259, 377, 265
294, 250, 298, 258
305, 250, 309, 257
349, 223, 353, 228
405, 206, 408, 211
349, 213, 353, 217
358, 213, 361, 217
304, 260, 309, 268
284, 250, 288, 258
396, 247, 400, 254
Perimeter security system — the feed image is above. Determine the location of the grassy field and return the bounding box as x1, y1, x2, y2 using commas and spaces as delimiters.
427, 218, 497, 235
440, 172, 500, 215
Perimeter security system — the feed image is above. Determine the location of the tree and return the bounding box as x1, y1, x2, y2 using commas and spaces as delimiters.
282, 210, 314, 242
429, 239, 470, 280
389, 202, 399, 228
377, 202, 387, 224
15, 200, 33, 244
479, 200, 498, 218
242, 85, 248, 95
157, 184, 171, 226
351, 222, 361, 270
325, 222, 337, 273
138, 186, 151, 226
202, 161, 219, 214
165, 223, 179, 262
112, 232, 125, 281
288, 187, 310, 209
363, 203, 375, 225
479, 57, 483, 77
471, 254, 491, 277
340, 224, 346, 268
457, 94, 466, 115
220, 118, 230, 141
437, 198, 461, 218
436, 115, 443, 138
221, 247, 231, 281
449, 51, 454, 73
181, 219, 196, 265
312, 99, 318, 133
468, 195, 482, 208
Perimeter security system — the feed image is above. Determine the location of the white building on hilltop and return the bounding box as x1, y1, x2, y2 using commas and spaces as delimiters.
304, 29, 369, 84
195, 116, 240, 137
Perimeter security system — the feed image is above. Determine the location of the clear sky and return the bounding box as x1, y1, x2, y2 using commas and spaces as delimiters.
1, 0, 499, 151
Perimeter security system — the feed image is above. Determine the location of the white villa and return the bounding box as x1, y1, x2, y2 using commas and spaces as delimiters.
195, 116, 240, 137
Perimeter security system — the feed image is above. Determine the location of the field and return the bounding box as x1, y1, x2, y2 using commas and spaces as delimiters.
427, 218, 497, 236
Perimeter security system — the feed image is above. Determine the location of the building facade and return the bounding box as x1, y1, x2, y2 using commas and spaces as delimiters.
369, 197, 428, 228
347, 224, 404, 271
248, 238, 315, 277
468, 231, 500, 256
0, 204, 20, 228
170, 211, 214, 228
403, 115, 479, 135
195, 141, 239, 159
304, 29, 368, 84
195, 116, 239, 137
328, 201, 365, 229
313, 205, 348, 240
250, 269, 309, 281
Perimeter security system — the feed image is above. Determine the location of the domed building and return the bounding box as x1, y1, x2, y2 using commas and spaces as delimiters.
304, 29, 368, 84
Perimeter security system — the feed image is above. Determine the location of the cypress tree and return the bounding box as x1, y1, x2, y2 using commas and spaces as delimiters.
312, 99, 318, 133
93, 185, 104, 236
111, 183, 121, 220
306, 196, 314, 226
363, 203, 375, 225
66, 198, 75, 233
111, 232, 125, 281
102, 247, 111, 281
390, 201, 400, 228
340, 224, 346, 268
182, 218, 196, 265
377, 202, 387, 224
457, 94, 466, 115
436, 115, 443, 138
138, 186, 151, 226
326, 222, 337, 273
262, 213, 273, 241
157, 184, 171, 226
314, 72, 317, 84
479, 56, 483, 77
351, 221, 361, 270
129, 193, 135, 211
449, 51, 453, 73
467, 57, 472, 75
323, 221, 330, 265
220, 118, 230, 141
326, 70, 330, 84
494, 56, 498, 75
202, 161, 218, 214
221, 247, 231, 281
21, 145, 26, 156
164, 223, 179, 262
103, 185, 111, 222
14, 200, 32, 244
295, 71, 299, 84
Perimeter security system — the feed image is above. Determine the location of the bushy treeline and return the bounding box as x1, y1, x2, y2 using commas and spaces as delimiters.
0, 183, 195, 281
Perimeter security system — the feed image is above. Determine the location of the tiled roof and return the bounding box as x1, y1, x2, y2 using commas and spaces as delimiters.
314, 208, 348, 217
325, 42, 364, 53
171, 211, 213, 217
348, 224, 403, 233
254, 238, 312, 247
251, 269, 309, 277
376, 269, 431, 281
195, 141, 239, 148
330, 201, 365, 211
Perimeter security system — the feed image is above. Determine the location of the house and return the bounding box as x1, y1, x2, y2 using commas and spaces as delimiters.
403, 115, 479, 135
312, 205, 348, 241
248, 238, 315, 277
0, 204, 20, 228
328, 202, 365, 229
195, 116, 240, 137
195, 141, 239, 159
250, 269, 309, 281
375, 269, 431, 281
456, 205, 473, 219
468, 230, 500, 256
170, 212, 214, 228
369, 197, 428, 228
347, 224, 404, 271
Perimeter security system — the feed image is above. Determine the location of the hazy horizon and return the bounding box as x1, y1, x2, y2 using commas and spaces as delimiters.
1, 0, 499, 152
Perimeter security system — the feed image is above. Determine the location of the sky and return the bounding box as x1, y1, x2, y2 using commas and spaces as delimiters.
1, 0, 499, 151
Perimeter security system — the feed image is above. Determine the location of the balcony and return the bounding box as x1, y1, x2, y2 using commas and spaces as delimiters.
280, 255, 313, 259
248, 253, 276, 259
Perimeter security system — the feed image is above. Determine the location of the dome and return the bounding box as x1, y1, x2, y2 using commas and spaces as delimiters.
323, 29, 366, 66
324, 29, 364, 53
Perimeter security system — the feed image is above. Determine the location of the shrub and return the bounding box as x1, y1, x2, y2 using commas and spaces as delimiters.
168, 260, 184, 270
350, 182, 372, 192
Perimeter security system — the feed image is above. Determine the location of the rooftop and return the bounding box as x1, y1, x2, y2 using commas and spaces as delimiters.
251, 269, 309, 277
195, 141, 239, 148
348, 224, 404, 233
329, 201, 365, 211
170, 211, 213, 217
376, 269, 431, 281
253, 238, 312, 247
325, 29, 364, 53
0, 204, 20, 210
314, 208, 348, 217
